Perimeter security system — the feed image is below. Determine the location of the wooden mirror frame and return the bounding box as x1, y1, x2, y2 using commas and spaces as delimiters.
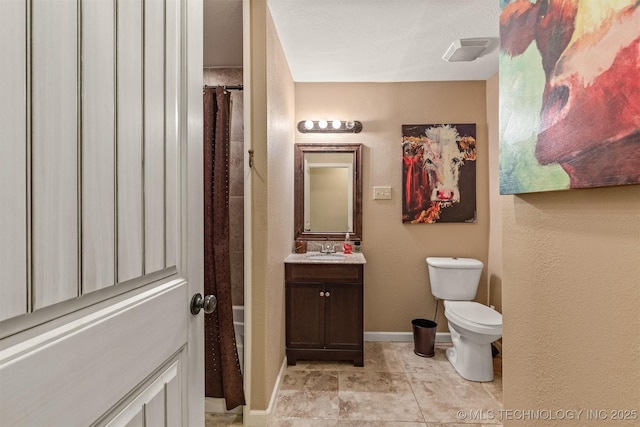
294, 143, 362, 241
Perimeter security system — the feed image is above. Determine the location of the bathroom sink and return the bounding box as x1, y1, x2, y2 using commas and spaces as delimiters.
306, 254, 347, 261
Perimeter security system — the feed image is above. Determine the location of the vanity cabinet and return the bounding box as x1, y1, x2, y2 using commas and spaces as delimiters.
285, 263, 364, 366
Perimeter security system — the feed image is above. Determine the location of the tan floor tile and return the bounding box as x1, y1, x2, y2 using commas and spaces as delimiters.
482, 373, 503, 402
338, 368, 422, 422
205, 412, 243, 426
335, 342, 405, 373
339, 390, 424, 422
270, 418, 340, 427
340, 421, 427, 426
408, 372, 502, 424
287, 360, 355, 371
425, 424, 502, 427
273, 390, 340, 420
339, 371, 413, 393
393, 343, 459, 377
281, 370, 339, 391
253, 342, 502, 427
287, 342, 403, 373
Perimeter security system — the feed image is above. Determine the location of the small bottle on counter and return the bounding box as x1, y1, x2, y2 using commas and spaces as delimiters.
353, 240, 361, 253
343, 233, 353, 254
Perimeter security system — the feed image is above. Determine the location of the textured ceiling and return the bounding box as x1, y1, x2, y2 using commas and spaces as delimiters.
203, 0, 501, 82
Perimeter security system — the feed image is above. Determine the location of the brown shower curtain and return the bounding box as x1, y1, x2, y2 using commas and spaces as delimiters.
203, 86, 245, 409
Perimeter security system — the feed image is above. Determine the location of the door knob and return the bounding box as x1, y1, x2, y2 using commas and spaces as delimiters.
325, 291, 330, 297
190, 293, 217, 315
319, 291, 325, 297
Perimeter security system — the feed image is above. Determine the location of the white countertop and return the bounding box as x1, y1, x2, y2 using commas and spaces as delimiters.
284, 251, 367, 264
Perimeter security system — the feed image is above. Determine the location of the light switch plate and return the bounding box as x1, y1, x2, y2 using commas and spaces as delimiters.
373, 186, 392, 200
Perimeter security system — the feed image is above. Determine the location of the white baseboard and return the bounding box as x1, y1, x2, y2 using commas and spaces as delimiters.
364, 331, 452, 343
242, 407, 267, 426
243, 356, 287, 427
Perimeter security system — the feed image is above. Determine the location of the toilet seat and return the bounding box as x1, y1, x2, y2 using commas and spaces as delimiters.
444, 301, 502, 335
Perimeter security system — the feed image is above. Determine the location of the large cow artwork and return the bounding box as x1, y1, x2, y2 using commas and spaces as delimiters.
402, 124, 477, 224
499, 0, 640, 194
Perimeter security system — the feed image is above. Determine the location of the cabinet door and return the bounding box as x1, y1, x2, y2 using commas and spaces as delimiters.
286, 282, 325, 348
325, 282, 362, 350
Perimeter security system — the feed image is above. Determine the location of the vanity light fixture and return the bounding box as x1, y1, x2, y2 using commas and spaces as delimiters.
297, 120, 363, 133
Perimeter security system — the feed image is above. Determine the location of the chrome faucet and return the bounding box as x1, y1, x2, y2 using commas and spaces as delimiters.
321, 242, 338, 254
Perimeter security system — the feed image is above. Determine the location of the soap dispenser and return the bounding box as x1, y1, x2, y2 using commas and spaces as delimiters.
343, 233, 353, 254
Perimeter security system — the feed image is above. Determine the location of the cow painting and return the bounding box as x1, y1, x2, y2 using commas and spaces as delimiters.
402, 124, 477, 224
499, 0, 640, 194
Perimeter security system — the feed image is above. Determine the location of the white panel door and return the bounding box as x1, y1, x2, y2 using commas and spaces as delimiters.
82, 0, 116, 293
165, 0, 180, 269
0, 0, 27, 321
1, 281, 188, 425
0, 0, 204, 425
117, 0, 145, 282
145, 0, 167, 274
31, 0, 79, 309
104, 358, 182, 426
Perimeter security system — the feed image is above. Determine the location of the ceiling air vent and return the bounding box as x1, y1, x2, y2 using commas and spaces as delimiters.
442, 38, 490, 62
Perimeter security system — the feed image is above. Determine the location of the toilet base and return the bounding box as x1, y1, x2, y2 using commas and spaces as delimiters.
446, 323, 496, 382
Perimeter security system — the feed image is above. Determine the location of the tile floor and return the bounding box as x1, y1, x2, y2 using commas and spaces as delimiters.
206, 342, 503, 427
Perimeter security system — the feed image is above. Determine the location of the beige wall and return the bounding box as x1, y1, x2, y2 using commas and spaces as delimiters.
247, 1, 295, 411
485, 75, 640, 424
295, 82, 491, 332
246, 0, 268, 410
486, 73, 502, 314
263, 3, 295, 410
503, 187, 640, 425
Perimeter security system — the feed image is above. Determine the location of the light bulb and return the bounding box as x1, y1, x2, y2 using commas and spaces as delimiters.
304, 120, 314, 130
331, 120, 342, 129
345, 120, 355, 130
318, 119, 328, 129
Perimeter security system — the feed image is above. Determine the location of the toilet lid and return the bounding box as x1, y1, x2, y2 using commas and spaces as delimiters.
426, 257, 483, 269
445, 301, 502, 326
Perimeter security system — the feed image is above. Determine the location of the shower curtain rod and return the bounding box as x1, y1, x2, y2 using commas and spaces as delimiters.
204, 84, 243, 91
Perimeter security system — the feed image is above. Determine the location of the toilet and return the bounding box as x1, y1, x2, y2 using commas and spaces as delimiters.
426, 257, 502, 382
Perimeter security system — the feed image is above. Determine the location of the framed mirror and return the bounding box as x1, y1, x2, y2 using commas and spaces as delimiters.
294, 143, 362, 241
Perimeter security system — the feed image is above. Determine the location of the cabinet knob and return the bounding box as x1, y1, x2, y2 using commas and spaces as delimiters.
325, 291, 330, 297
319, 291, 325, 297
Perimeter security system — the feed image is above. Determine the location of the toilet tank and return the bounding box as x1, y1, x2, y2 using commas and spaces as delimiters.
426, 257, 484, 300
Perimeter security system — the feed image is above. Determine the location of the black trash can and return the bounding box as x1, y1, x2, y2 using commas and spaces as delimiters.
412, 318, 437, 357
